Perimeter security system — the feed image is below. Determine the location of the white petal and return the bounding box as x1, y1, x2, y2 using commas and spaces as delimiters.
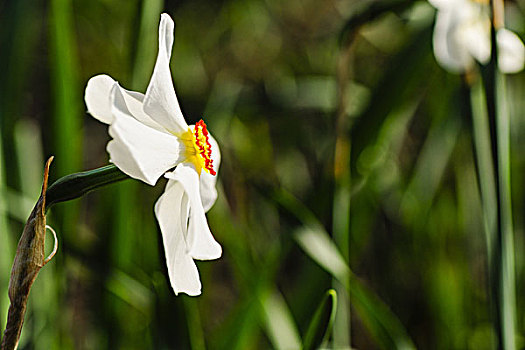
85, 74, 115, 124
428, 0, 456, 10
432, 9, 473, 72
143, 13, 188, 135
155, 180, 202, 296
108, 84, 183, 185
199, 135, 221, 212
166, 164, 222, 260
85, 74, 169, 133
497, 28, 525, 74
113, 84, 167, 132
460, 17, 491, 65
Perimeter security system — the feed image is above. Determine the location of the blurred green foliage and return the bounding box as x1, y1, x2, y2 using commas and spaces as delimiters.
1, 0, 525, 349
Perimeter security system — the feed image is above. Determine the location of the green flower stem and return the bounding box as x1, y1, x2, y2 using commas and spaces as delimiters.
332, 29, 353, 348
45, 164, 128, 210
483, 1, 517, 348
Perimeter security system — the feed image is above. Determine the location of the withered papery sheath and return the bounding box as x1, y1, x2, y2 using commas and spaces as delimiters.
1, 157, 54, 350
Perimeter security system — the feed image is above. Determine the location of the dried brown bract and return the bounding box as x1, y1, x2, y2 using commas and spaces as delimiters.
1, 157, 56, 350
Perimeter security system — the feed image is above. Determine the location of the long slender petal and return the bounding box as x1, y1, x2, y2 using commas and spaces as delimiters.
497, 28, 525, 74
166, 164, 222, 260
199, 135, 221, 212
155, 180, 202, 296
108, 85, 183, 185
143, 13, 188, 134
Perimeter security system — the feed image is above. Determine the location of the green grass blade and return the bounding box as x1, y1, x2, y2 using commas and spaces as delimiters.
276, 189, 415, 349
333, 70, 351, 350
478, 12, 517, 347
295, 226, 350, 287
400, 113, 461, 228
261, 289, 302, 350
302, 289, 337, 350
48, 9, 82, 345
350, 24, 433, 176
183, 298, 207, 350
469, 79, 497, 264
295, 226, 416, 350
212, 295, 261, 350
0, 0, 42, 191
130, 0, 164, 89
49, 0, 82, 178
0, 127, 14, 339
495, 68, 516, 350
105, 269, 154, 314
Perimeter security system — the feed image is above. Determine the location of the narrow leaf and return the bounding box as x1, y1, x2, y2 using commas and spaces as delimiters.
261, 290, 302, 350
295, 226, 416, 350
303, 289, 338, 350
295, 227, 350, 287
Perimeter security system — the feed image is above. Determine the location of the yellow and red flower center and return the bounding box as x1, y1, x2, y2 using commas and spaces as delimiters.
181, 119, 216, 176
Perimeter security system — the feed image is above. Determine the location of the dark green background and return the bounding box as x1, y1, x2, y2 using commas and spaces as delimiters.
1, 0, 525, 348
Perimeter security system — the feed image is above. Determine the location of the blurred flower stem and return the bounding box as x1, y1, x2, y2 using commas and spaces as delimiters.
332, 27, 355, 348
487, 1, 517, 348
470, 0, 517, 348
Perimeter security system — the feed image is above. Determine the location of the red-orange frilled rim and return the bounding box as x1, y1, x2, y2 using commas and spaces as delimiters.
193, 120, 216, 176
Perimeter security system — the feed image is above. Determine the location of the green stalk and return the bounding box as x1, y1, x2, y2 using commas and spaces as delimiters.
0, 126, 14, 337
494, 64, 516, 350
332, 31, 353, 348
468, 78, 497, 269
481, 1, 517, 348
183, 298, 206, 350
46, 164, 128, 210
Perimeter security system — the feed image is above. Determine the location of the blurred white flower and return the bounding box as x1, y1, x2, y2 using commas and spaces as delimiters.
84, 13, 221, 296
429, 0, 525, 73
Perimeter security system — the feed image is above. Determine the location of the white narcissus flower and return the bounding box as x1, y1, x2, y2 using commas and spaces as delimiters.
84, 13, 221, 296
429, 0, 525, 73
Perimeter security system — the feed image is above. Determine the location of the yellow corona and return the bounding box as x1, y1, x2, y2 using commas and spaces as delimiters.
180, 119, 216, 176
